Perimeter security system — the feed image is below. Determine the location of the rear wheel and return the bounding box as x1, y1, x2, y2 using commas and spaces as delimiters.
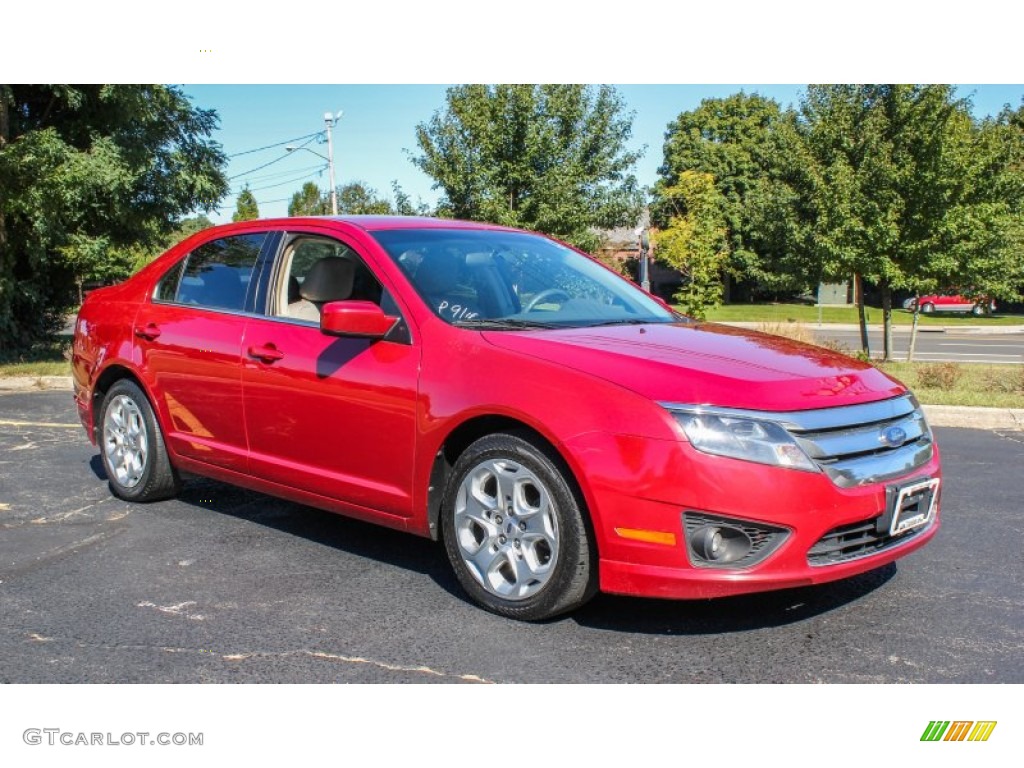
441, 433, 596, 620
100, 379, 180, 502
920, 302, 935, 314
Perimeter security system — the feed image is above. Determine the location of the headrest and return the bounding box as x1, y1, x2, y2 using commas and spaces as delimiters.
300, 257, 355, 303
415, 253, 462, 294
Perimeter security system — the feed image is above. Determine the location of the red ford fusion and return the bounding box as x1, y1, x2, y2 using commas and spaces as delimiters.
72, 217, 941, 620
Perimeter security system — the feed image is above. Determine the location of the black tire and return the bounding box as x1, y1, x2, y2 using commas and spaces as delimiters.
441, 432, 597, 620
98, 379, 181, 502
921, 302, 935, 314
971, 303, 985, 317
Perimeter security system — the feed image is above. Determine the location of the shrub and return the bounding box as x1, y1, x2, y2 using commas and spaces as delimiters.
916, 362, 963, 391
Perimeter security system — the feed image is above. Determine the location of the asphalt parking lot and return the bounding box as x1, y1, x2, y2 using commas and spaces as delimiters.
1, 390, 1022, 683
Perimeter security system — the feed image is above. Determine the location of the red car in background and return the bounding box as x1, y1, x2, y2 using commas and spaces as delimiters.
72, 217, 941, 620
903, 294, 997, 315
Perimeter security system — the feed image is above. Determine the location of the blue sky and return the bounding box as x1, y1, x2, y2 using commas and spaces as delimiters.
188, 84, 1024, 223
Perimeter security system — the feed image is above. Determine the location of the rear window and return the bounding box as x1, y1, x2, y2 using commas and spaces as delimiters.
156, 233, 267, 312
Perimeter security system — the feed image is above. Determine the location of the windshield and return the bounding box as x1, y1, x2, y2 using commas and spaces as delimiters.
371, 228, 677, 329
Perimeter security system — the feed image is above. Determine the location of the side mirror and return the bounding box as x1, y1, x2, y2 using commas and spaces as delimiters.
320, 300, 398, 339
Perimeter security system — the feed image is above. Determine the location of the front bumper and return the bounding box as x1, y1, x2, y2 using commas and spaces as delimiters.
563, 431, 942, 601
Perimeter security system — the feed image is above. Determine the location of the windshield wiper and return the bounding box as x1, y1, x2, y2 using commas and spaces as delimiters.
585, 318, 661, 327
453, 317, 561, 330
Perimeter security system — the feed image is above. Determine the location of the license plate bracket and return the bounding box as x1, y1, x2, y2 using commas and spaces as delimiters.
883, 477, 940, 536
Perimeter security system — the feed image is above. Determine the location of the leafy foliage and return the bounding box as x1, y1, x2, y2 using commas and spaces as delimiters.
653, 172, 730, 318
288, 181, 329, 216
232, 186, 259, 222
288, 180, 404, 216
412, 84, 644, 252
0, 85, 227, 350
791, 85, 1024, 357
655, 93, 804, 294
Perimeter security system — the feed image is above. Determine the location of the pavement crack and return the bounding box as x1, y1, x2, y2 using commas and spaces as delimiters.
221, 649, 495, 682
137, 600, 206, 621
3, 627, 495, 683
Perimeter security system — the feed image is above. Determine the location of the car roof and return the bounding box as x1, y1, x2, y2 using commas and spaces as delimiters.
201, 215, 522, 235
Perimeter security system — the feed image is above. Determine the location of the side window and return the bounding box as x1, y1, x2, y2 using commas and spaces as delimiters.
170, 233, 266, 312
275, 236, 390, 323
154, 260, 185, 302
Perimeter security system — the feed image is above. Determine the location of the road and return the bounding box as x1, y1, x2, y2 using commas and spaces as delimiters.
809, 327, 1024, 364
1, 391, 1022, 683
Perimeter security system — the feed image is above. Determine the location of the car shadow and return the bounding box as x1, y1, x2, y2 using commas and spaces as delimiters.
137, 469, 898, 631
571, 564, 897, 635
89, 455, 107, 480
173, 474, 465, 599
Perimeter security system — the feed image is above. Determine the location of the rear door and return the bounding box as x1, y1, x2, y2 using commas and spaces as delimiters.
136, 231, 275, 472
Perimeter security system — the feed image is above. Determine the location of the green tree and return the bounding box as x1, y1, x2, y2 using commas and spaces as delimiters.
0, 85, 227, 351
288, 181, 329, 216
412, 84, 644, 251
655, 93, 802, 296
792, 84, 1019, 360
337, 181, 394, 214
232, 186, 259, 222
653, 172, 730, 318
391, 180, 432, 216
288, 180, 399, 216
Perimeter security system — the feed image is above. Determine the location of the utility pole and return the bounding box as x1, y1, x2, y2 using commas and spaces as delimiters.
324, 112, 339, 216
286, 110, 342, 216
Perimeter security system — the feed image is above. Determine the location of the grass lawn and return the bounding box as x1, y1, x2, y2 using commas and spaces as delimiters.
701, 302, 1024, 326
874, 362, 1024, 409
0, 342, 71, 378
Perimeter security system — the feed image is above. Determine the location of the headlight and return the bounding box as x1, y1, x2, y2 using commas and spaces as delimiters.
669, 409, 818, 472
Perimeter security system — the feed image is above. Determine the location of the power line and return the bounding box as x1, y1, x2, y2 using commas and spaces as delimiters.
232, 162, 325, 185
227, 134, 320, 181
227, 131, 323, 158
213, 194, 296, 211
229, 166, 327, 196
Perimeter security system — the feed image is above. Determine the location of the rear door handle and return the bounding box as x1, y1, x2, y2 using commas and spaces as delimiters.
134, 323, 161, 340
247, 344, 285, 363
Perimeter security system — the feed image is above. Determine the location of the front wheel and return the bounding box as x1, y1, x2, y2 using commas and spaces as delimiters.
920, 302, 935, 314
441, 433, 596, 620
100, 379, 180, 502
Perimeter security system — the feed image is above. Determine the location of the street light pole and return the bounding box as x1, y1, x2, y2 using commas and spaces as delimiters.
324, 112, 338, 216
638, 229, 651, 292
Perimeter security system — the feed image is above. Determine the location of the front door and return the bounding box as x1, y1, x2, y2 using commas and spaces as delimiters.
242, 233, 420, 519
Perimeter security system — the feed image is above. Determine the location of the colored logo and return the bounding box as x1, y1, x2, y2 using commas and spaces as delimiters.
921, 721, 997, 742
880, 426, 908, 448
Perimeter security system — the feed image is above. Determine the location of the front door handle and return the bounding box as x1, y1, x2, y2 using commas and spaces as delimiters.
134, 323, 161, 341
248, 344, 285, 363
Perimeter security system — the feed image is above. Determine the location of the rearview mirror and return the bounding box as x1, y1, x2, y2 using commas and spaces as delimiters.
320, 300, 398, 339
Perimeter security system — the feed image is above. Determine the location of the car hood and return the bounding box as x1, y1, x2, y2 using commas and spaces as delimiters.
483, 322, 905, 412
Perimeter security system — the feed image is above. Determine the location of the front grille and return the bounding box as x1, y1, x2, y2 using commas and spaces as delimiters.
780, 395, 934, 488
807, 515, 932, 566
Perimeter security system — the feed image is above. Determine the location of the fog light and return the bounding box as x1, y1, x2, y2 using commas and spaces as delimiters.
690, 524, 752, 564
683, 512, 790, 569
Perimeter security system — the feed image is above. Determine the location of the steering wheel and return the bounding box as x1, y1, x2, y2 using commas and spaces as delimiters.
524, 288, 571, 312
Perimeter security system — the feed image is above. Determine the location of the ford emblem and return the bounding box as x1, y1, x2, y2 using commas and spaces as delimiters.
880, 426, 908, 447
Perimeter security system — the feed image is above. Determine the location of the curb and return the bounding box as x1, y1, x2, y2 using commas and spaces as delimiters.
0, 376, 73, 392
922, 404, 1024, 431
720, 321, 1024, 335
2, 376, 1022, 431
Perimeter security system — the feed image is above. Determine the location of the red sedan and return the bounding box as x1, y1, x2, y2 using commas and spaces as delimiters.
903, 294, 997, 315
72, 217, 940, 619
